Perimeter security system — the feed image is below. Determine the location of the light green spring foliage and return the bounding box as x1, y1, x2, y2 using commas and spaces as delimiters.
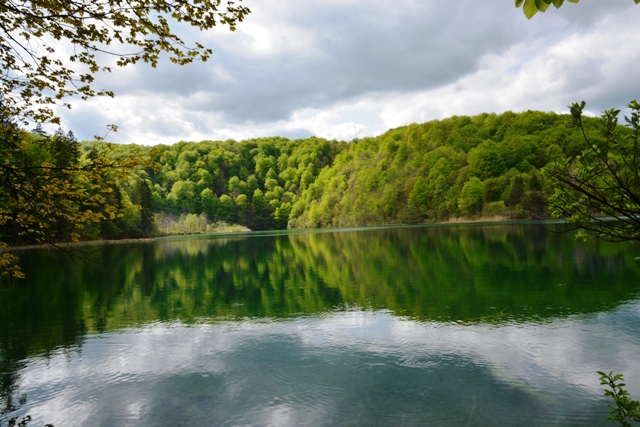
64, 110, 608, 232
1, 109, 614, 247
97, 136, 347, 231
290, 111, 604, 228
546, 101, 640, 242
599, 372, 640, 426
0, 0, 250, 124
515, 0, 579, 19
515, 0, 639, 19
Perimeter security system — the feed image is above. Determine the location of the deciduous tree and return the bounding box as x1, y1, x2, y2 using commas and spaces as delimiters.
0, 118, 159, 277
545, 100, 640, 242
0, 0, 250, 124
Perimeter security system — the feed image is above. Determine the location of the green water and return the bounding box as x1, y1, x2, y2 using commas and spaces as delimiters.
2, 223, 640, 426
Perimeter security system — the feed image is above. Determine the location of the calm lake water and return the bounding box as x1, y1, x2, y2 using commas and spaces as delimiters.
2, 223, 640, 426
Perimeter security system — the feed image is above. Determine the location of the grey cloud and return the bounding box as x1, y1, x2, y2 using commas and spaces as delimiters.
545, 0, 633, 26
58, 0, 640, 141
84, 0, 527, 125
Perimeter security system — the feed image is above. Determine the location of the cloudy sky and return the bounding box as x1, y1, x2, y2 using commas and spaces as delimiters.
55, 0, 640, 145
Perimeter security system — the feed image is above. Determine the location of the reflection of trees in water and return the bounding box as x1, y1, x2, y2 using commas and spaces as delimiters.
0, 328, 71, 427
5, 225, 640, 333
1, 343, 27, 426
0, 224, 639, 419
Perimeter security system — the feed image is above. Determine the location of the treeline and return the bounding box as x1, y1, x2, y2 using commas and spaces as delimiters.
125, 136, 347, 231
0, 120, 158, 247
290, 110, 610, 227
114, 110, 609, 231
0, 110, 615, 245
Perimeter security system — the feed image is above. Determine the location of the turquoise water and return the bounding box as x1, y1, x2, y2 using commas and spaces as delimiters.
2, 223, 640, 426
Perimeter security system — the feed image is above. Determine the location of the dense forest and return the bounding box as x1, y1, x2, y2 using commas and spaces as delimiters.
1, 110, 618, 245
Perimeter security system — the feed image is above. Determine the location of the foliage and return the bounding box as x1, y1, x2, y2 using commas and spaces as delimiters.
127, 136, 347, 231
599, 372, 640, 426
0, 118, 160, 276
545, 101, 640, 242
11, 109, 603, 234
130, 179, 154, 238
0, 0, 250, 124
288, 111, 600, 228
155, 212, 248, 235
0, 108, 616, 264
458, 177, 484, 217
0, 108, 625, 270
515, 0, 639, 20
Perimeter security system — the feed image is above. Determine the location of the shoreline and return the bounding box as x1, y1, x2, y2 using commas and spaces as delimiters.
2, 228, 252, 251
2, 217, 562, 251
2, 237, 158, 251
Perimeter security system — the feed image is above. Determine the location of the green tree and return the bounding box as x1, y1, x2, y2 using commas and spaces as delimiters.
49, 129, 80, 169
467, 142, 506, 179
166, 180, 197, 214
546, 101, 640, 241
130, 179, 155, 237
0, 120, 158, 276
201, 188, 219, 219
408, 177, 430, 215
458, 177, 484, 217
235, 194, 248, 224
506, 176, 525, 207
0, 0, 250, 124
217, 194, 235, 223
483, 176, 509, 203
250, 188, 273, 230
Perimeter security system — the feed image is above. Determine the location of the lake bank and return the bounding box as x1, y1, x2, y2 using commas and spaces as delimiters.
2, 226, 251, 251
1, 217, 566, 251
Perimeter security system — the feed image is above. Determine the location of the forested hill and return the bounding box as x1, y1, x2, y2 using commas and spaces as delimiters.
81, 110, 604, 234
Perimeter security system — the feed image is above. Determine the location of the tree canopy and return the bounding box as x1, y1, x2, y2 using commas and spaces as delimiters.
515, 0, 639, 19
0, 0, 250, 124
0, 118, 161, 277
546, 100, 640, 242
41, 109, 602, 235
0, 0, 249, 278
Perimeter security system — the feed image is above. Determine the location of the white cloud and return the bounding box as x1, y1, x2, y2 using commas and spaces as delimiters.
50, 0, 640, 144
16, 303, 640, 426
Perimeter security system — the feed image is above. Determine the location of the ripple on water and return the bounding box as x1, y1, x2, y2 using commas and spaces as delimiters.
7, 306, 639, 427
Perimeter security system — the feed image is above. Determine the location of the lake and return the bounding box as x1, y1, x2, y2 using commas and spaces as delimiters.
2, 223, 640, 426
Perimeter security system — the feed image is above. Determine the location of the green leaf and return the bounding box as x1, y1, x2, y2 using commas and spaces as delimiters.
535, 0, 551, 12
523, 0, 539, 18
567, 0, 579, 3
515, 0, 524, 6
552, 0, 564, 7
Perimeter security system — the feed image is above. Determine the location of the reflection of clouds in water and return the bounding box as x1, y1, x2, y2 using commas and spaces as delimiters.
300, 305, 640, 395
16, 302, 640, 426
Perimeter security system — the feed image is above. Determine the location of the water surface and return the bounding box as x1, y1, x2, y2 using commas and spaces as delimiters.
2, 223, 640, 426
